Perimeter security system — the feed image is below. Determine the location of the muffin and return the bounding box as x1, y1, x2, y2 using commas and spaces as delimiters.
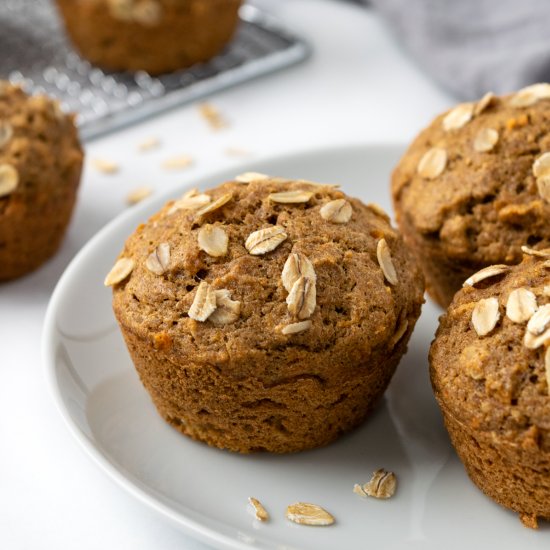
0, 82, 83, 281
392, 84, 550, 308
56, 0, 242, 75
430, 250, 550, 528
106, 175, 425, 453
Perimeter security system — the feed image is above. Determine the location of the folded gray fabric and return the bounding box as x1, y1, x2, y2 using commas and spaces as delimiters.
366, 0, 550, 100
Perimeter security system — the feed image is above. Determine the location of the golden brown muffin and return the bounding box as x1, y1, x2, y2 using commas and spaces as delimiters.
106, 176, 425, 453
392, 85, 550, 308
430, 251, 550, 528
56, 0, 242, 75
0, 82, 83, 281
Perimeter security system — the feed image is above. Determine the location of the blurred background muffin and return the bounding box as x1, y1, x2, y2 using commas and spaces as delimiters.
55, 0, 242, 75
0, 82, 83, 281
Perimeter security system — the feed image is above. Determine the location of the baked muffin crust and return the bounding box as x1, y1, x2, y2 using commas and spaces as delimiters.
393, 85, 550, 307
110, 176, 425, 453
430, 252, 550, 526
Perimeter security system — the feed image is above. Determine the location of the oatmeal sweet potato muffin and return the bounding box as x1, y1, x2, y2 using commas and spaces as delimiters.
392, 84, 550, 308
0, 82, 83, 281
430, 251, 550, 528
106, 175, 424, 453
56, 0, 242, 74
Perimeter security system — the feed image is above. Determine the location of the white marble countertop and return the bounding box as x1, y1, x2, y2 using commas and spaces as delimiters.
0, 1, 453, 548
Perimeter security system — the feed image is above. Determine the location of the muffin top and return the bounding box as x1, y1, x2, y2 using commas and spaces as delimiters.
430, 251, 550, 451
0, 82, 82, 209
392, 84, 550, 265
83, 0, 239, 26
109, 176, 424, 370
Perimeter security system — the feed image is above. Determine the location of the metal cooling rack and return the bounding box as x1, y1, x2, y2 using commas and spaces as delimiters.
0, 0, 310, 140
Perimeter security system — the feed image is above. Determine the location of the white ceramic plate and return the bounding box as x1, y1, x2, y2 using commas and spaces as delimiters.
43, 145, 549, 549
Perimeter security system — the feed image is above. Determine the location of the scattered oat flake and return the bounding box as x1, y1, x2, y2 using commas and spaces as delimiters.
281, 320, 312, 335
269, 190, 313, 204
287, 276, 316, 320
0, 164, 19, 197
473, 128, 499, 153
235, 171, 269, 183
377, 238, 398, 285
138, 137, 160, 151
248, 497, 268, 522
195, 192, 233, 218
509, 83, 550, 108
209, 289, 240, 325
521, 245, 550, 258
245, 225, 287, 255
126, 186, 153, 205
474, 91, 496, 116
463, 264, 510, 287
198, 102, 227, 130
353, 483, 368, 498
417, 147, 447, 179
360, 469, 397, 499
442, 102, 474, 131
544, 285, 550, 297
320, 199, 352, 223
506, 288, 538, 323
162, 155, 193, 171
472, 297, 500, 337
225, 147, 252, 157
526, 303, 550, 335
282, 252, 316, 292
92, 158, 119, 174
197, 224, 228, 257
0, 122, 13, 149
145, 243, 170, 275
188, 281, 217, 322
104, 257, 134, 286
285, 503, 334, 526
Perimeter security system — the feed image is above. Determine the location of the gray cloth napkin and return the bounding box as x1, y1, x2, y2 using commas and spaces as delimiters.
365, 0, 550, 100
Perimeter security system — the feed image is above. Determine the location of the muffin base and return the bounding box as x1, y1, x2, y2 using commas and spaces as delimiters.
436, 399, 550, 527
120, 324, 415, 454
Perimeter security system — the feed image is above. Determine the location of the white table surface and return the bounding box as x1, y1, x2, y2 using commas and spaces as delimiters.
0, 1, 453, 548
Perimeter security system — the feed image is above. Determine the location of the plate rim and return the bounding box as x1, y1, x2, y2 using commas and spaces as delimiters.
41, 141, 405, 550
